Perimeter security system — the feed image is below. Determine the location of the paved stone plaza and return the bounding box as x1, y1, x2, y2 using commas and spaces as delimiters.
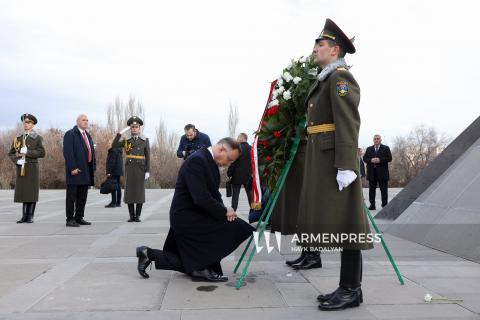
0, 189, 479, 319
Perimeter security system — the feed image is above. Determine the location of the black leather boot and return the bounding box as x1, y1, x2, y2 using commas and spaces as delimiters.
17, 203, 28, 223
136, 246, 152, 278
286, 251, 306, 266
318, 287, 363, 311
318, 287, 363, 303
318, 250, 363, 310
25, 202, 35, 223
292, 252, 322, 270
134, 204, 142, 222
127, 204, 135, 222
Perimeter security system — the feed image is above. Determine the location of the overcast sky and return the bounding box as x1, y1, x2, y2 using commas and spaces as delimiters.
1, 0, 479, 148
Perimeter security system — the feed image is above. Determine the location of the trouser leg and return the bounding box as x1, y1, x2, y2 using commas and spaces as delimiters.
147, 248, 185, 273
379, 180, 388, 207
244, 183, 252, 208
74, 185, 89, 220
66, 185, 77, 221
231, 185, 241, 211
368, 180, 377, 206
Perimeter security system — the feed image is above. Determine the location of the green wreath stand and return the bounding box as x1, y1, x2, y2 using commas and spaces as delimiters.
233, 120, 404, 289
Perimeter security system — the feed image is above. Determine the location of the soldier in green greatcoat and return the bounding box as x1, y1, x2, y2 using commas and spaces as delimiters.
296, 19, 374, 311
8, 113, 46, 223
112, 116, 150, 222
270, 136, 322, 270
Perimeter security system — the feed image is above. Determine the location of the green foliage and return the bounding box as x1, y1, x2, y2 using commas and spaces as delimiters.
256, 56, 318, 190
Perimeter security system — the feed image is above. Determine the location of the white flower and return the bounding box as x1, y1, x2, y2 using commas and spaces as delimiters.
424, 294, 432, 303
268, 99, 279, 107
299, 56, 307, 63
277, 86, 285, 94
282, 71, 293, 82
283, 90, 292, 100
277, 78, 283, 87
293, 77, 302, 84
287, 61, 293, 69
271, 91, 278, 99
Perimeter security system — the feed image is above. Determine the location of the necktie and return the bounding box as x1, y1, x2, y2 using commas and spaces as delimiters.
82, 131, 92, 162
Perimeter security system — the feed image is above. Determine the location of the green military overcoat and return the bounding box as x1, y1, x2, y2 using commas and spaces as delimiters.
270, 140, 306, 235
297, 67, 373, 250
113, 133, 150, 204
8, 131, 46, 203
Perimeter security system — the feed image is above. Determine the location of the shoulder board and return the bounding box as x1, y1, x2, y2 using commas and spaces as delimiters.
336, 67, 348, 71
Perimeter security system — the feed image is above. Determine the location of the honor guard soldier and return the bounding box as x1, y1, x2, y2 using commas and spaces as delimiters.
8, 114, 45, 223
113, 116, 150, 222
296, 19, 374, 311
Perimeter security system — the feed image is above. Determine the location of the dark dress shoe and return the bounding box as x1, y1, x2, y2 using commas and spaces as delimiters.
292, 253, 322, 270
368, 205, 376, 210
105, 203, 116, 208
127, 217, 135, 222
25, 215, 34, 223
318, 287, 363, 303
66, 220, 80, 227
286, 252, 306, 266
116, 203, 121, 207
318, 287, 362, 311
76, 219, 91, 225
190, 269, 228, 282
136, 246, 152, 279
134, 216, 141, 222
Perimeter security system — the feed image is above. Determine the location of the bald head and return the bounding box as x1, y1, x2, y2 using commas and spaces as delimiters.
76, 114, 89, 130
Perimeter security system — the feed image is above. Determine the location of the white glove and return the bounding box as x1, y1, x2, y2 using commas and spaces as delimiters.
145, 172, 150, 180
336, 169, 357, 191
17, 159, 25, 165
20, 146, 28, 154
182, 151, 186, 157
120, 126, 130, 134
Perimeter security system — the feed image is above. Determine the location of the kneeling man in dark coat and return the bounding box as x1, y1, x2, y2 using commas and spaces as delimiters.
136, 137, 254, 282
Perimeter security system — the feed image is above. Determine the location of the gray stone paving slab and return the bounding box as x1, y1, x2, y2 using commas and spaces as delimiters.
31, 262, 169, 312
0, 189, 478, 319
161, 273, 285, 309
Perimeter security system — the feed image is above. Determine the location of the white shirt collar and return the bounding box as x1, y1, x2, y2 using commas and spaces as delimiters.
207, 146, 214, 159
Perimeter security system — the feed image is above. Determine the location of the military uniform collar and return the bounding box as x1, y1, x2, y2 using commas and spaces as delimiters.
126, 132, 146, 141
317, 58, 349, 81
17, 130, 38, 139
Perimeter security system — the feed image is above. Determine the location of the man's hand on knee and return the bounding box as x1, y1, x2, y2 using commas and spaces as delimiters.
226, 207, 237, 222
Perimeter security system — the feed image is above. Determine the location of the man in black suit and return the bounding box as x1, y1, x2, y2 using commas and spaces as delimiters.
63, 114, 96, 227
363, 135, 392, 210
136, 137, 254, 282
227, 133, 252, 211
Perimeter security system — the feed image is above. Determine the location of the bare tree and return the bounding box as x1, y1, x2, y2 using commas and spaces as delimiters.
107, 95, 145, 133
228, 100, 239, 138
389, 124, 450, 186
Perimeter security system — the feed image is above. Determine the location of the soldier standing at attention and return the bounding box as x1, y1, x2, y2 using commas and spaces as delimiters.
297, 19, 374, 311
8, 113, 45, 223
113, 116, 150, 222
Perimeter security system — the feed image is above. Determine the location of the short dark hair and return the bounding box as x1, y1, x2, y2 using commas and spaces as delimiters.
325, 39, 346, 58
184, 124, 195, 131
239, 132, 248, 140
217, 137, 242, 155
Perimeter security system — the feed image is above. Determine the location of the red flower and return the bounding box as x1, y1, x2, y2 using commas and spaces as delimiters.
273, 131, 281, 138
265, 155, 272, 161
263, 140, 268, 147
